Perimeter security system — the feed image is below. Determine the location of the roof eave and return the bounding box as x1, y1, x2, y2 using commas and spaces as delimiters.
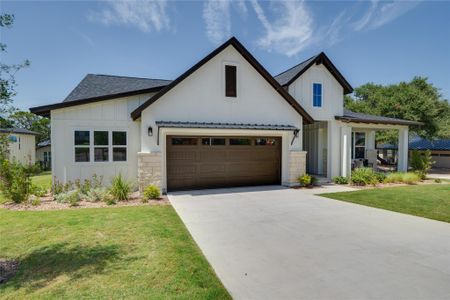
335, 116, 423, 126
30, 85, 167, 117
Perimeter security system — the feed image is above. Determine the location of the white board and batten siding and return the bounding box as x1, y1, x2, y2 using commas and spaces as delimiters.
51, 93, 155, 185
140, 45, 304, 188
8, 133, 36, 165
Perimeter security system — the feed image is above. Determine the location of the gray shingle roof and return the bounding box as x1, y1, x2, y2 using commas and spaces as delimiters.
37, 140, 51, 148
274, 55, 318, 86
0, 128, 39, 135
64, 74, 172, 103
377, 136, 450, 151
155, 121, 298, 131
336, 109, 423, 126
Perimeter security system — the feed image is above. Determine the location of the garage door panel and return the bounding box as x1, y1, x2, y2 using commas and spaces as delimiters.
167, 136, 281, 191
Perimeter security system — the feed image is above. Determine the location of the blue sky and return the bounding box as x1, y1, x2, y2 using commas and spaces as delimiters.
1, 0, 449, 111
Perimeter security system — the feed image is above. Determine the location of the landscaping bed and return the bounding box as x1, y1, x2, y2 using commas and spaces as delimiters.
1, 192, 169, 211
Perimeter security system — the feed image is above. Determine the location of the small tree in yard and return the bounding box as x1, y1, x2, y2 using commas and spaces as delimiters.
0, 159, 33, 203
410, 150, 434, 179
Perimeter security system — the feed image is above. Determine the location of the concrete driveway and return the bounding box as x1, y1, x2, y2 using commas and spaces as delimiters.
169, 185, 450, 300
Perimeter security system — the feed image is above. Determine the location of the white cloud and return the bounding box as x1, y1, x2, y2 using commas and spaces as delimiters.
203, 0, 232, 44
89, 0, 171, 32
251, 0, 313, 57
202, 0, 249, 44
353, 0, 421, 31
70, 28, 96, 49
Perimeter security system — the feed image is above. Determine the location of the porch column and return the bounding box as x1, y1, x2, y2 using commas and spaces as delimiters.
367, 130, 376, 150
397, 127, 409, 172
340, 125, 352, 177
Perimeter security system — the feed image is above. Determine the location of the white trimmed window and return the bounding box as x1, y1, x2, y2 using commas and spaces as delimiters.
352, 132, 366, 159
74, 130, 127, 163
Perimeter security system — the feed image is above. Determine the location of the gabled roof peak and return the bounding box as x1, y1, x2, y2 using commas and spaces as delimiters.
274, 52, 353, 94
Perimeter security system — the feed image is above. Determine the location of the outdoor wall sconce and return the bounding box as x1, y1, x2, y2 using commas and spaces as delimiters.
291, 129, 300, 145
148, 126, 153, 136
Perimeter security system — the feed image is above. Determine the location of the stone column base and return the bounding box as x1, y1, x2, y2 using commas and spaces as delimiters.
286, 151, 307, 186
137, 152, 162, 193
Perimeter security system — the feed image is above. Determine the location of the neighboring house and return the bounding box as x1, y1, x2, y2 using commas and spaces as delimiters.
378, 136, 450, 169
0, 128, 38, 165
30, 37, 420, 192
36, 140, 51, 170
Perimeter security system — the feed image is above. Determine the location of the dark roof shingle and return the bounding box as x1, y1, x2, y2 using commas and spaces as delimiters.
64, 74, 172, 103
378, 136, 450, 151
274, 55, 318, 86
0, 128, 39, 135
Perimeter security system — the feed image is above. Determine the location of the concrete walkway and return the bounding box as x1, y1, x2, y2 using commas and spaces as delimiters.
169, 185, 450, 300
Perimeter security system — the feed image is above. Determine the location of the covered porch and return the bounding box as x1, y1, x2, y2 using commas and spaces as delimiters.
303, 110, 422, 179
336, 110, 423, 177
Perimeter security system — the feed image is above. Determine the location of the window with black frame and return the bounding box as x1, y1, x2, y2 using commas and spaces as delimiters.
74, 130, 90, 162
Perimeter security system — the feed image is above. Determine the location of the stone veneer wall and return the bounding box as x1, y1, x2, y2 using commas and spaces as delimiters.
287, 151, 307, 185
137, 152, 162, 192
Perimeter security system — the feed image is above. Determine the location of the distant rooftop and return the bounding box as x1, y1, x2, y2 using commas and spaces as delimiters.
0, 128, 39, 135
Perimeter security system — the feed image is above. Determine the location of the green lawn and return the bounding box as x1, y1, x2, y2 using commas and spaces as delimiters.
31, 171, 52, 190
321, 184, 450, 223
0, 206, 230, 299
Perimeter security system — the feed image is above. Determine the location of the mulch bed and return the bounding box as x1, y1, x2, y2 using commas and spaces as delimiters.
1, 192, 170, 211
0, 258, 19, 284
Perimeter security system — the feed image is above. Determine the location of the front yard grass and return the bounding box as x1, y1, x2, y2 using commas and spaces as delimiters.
0, 206, 230, 299
321, 184, 450, 223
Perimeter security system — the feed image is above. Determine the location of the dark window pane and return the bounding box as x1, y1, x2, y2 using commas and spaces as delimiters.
230, 138, 251, 145
355, 132, 365, 146
8, 135, 17, 143
75, 147, 90, 162
255, 138, 277, 146
201, 138, 210, 145
94, 131, 108, 146
113, 147, 127, 161
94, 147, 109, 162
172, 138, 197, 145
355, 147, 365, 159
75, 131, 90, 146
211, 138, 226, 145
313, 83, 322, 107
113, 131, 127, 145
225, 65, 237, 97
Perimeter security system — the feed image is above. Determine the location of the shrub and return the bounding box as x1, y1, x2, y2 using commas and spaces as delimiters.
385, 172, 404, 183
110, 174, 131, 201
31, 197, 41, 206
410, 150, 434, 179
52, 179, 64, 195
434, 178, 442, 183
0, 160, 33, 203
143, 185, 160, 200
310, 176, 318, 186
30, 184, 47, 197
85, 187, 112, 203
92, 174, 103, 189
55, 190, 81, 206
374, 172, 387, 183
105, 197, 116, 205
333, 176, 349, 184
351, 168, 379, 186
298, 174, 312, 186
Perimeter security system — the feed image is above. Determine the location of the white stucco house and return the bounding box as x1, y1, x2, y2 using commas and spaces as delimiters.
0, 128, 37, 165
30, 37, 421, 192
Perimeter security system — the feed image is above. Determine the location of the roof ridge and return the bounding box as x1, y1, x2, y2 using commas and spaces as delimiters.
90, 74, 172, 81
273, 53, 320, 78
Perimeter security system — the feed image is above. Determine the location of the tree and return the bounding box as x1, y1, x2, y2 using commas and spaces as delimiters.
345, 77, 450, 144
8, 111, 50, 144
0, 14, 30, 121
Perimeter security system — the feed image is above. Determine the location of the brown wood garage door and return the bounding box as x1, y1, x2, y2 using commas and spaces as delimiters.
167, 136, 281, 191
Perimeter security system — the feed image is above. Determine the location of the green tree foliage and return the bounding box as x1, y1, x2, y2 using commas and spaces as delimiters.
8, 111, 50, 143
410, 150, 434, 179
1, 14, 30, 118
345, 77, 450, 143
